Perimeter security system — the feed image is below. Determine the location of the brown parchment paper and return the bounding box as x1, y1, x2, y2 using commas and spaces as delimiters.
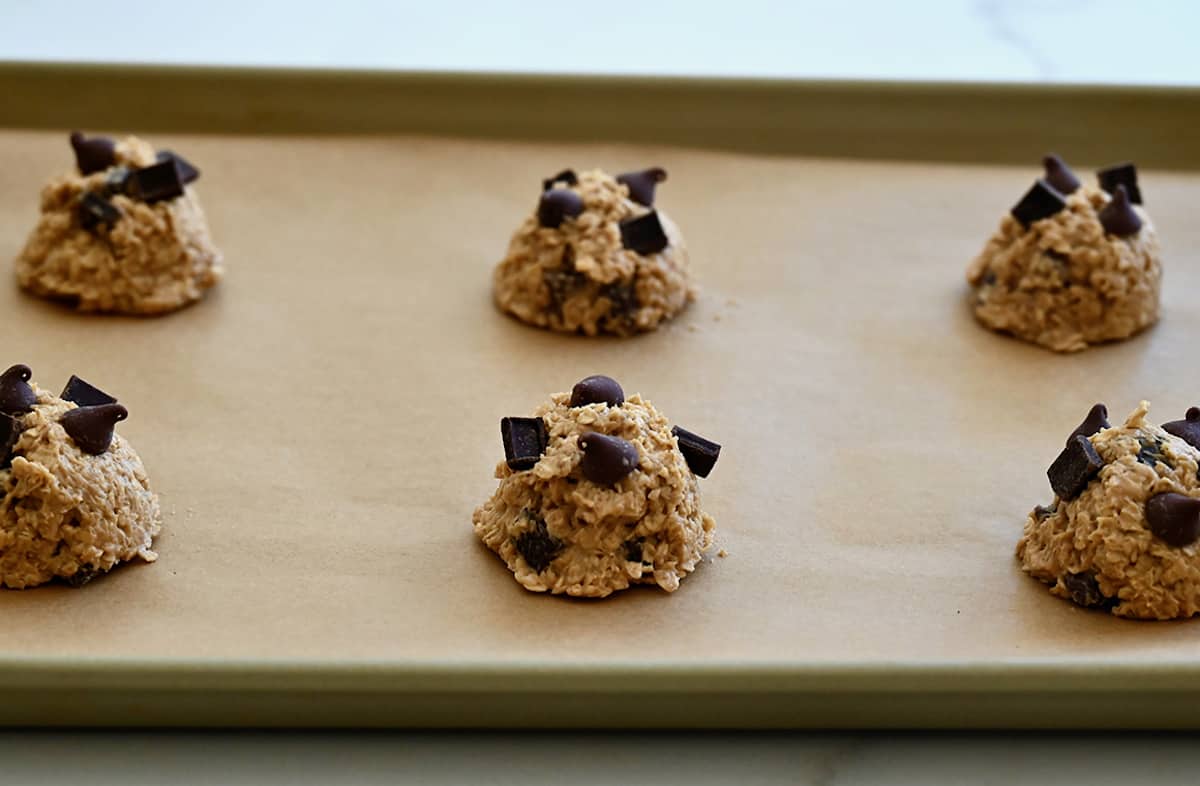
1, 129, 1199, 669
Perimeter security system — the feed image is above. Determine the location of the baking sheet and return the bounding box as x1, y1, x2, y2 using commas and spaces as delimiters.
1, 128, 1200, 721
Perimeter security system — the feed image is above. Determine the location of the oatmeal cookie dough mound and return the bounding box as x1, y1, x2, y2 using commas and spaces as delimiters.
15, 131, 223, 315
0, 365, 160, 589
472, 375, 720, 597
966, 156, 1161, 352
493, 168, 695, 336
1018, 401, 1200, 619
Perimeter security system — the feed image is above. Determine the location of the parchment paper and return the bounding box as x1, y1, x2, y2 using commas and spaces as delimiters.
1, 130, 1198, 668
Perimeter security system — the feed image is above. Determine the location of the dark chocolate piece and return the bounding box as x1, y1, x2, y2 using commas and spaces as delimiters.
623, 539, 644, 563
1097, 162, 1142, 205
616, 167, 667, 207
69, 131, 116, 175
500, 417, 547, 471
124, 160, 184, 204
541, 169, 578, 191
1066, 404, 1109, 445
537, 188, 584, 229
61, 375, 118, 408
1145, 492, 1200, 547
60, 403, 127, 455
0, 413, 18, 469
1099, 184, 1142, 237
0, 365, 37, 416
1010, 180, 1066, 228
514, 513, 563, 572
570, 375, 624, 408
62, 564, 102, 588
103, 166, 131, 196
671, 426, 721, 478
579, 432, 639, 485
618, 210, 668, 255
1136, 438, 1170, 469
600, 280, 638, 324
1042, 154, 1080, 195
1047, 434, 1104, 500
155, 150, 200, 184
1163, 407, 1200, 452
1062, 572, 1115, 609
543, 268, 587, 310
78, 193, 121, 231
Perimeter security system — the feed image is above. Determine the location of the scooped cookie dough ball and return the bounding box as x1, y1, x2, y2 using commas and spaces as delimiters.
1017, 401, 1200, 619
15, 131, 223, 315
492, 168, 696, 336
472, 375, 721, 597
0, 365, 161, 589
966, 156, 1161, 352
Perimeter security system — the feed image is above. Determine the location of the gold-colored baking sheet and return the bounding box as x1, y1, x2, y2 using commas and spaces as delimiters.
1, 121, 1200, 728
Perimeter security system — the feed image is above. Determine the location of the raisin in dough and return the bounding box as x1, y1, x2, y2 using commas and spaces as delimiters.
0, 371, 160, 588
15, 135, 223, 315
472, 379, 717, 597
492, 169, 695, 336
966, 164, 1161, 353
1018, 402, 1200, 619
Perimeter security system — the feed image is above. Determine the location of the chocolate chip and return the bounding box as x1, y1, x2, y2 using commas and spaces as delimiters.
1145, 492, 1200, 547
124, 160, 184, 204
69, 131, 116, 175
1067, 404, 1109, 445
579, 432, 639, 485
78, 193, 121, 231
1010, 180, 1067, 228
570, 375, 624, 408
623, 539, 644, 563
0, 414, 18, 469
60, 404, 127, 455
616, 167, 667, 207
514, 513, 563, 573
61, 376, 117, 407
155, 150, 199, 184
1136, 438, 1171, 469
619, 210, 669, 254
62, 564, 101, 588
537, 188, 584, 228
1042, 154, 1080, 195
1047, 434, 1104, 500
500, 417, 547, 471
1163, 407, 1200, 451
1061, 572, 1115, 609
542, 169, 578, 191
1097, 162, 1142, 205
671, 426, 721, 478
1099, 184, 1142, 237
0, 365, 37, 416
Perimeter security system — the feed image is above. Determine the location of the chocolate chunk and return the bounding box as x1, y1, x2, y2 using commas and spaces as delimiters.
0, 365, 37, 416
1062, 572, 1115, 609
537, 188, 584, 228
78, 193, 121, 231
600, 280, 638, 323
60, 403, 127, 455
541, 169, 578, 191
1067, 404, 1109, 445
514, 513, 563, 572
1010, 180, 1067, 228
623, 539, 644, 563
616, 167, 667, 207
124, 160, 184, 204
1163, 407, 1200, 451
155, 150, 200, 184
579, 432, 639, 485
671, 426, 721, 478
1041, 154, 1080, 195
1145, 492, 1200, 547
62, 564, 101, 588
61, 376, 117, 407
1097, 162, 1142, 205
1099, 184, 1142, 237
0, 414, 18, 469
69, 131, 116, 175
1136, 438, 1171, 469
619, 210, 669, 255
500, 416, 547, 471
543, 268, 587, 310
570, 375, 624, 408
1047, 435, 1104, 500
